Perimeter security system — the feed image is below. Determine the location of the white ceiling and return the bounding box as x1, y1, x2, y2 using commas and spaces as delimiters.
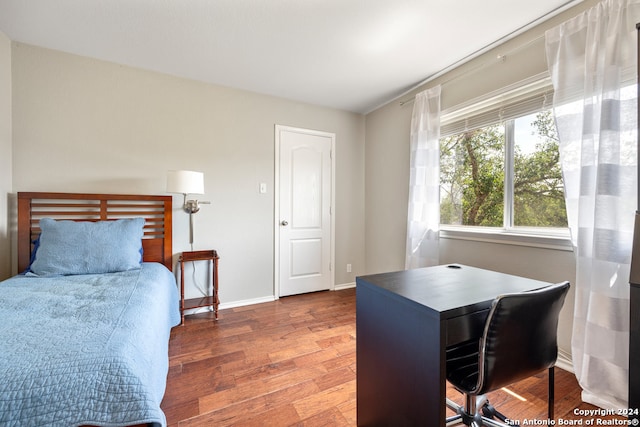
0, 0, 581, 114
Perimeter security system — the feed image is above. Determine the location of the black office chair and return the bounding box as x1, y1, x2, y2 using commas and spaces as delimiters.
445, 281, 570, 427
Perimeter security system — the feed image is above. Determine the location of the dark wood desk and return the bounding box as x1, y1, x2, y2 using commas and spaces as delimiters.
356, 264, 552, 426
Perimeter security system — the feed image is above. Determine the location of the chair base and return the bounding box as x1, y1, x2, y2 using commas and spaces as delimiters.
446, 366, 555, 426
446, 396, 510, 427
482, 402, 508, 423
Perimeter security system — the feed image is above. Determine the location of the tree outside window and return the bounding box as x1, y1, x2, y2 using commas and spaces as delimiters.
440, 109, 567, 230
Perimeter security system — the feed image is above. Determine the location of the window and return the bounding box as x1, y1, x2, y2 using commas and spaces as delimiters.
439, 80, 568, 241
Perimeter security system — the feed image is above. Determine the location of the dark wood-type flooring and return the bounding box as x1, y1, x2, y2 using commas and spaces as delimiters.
161, 288, 625, 426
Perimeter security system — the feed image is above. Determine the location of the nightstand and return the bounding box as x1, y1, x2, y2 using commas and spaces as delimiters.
179, 250, 219, 325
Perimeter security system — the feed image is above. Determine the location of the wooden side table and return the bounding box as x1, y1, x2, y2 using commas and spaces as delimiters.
179, 250, 219, 325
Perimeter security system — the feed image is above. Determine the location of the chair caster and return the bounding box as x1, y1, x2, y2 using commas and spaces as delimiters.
482, 401, 508, 422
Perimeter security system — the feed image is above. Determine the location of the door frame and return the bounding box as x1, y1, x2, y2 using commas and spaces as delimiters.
274, 125, 336, 299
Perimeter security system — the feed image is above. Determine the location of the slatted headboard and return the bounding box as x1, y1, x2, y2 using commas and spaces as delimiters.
17, 192, 173, 272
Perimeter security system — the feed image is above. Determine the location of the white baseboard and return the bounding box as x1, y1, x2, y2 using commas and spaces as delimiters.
189, 284, 355, 315
183, 295, 276, 316
182, 306, 216, 316
556, 350, 574, 373
334, 282, 355, 291
218, 295, 277, 310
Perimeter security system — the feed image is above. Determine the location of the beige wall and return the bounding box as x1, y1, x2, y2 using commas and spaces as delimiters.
363, 0, 600, 364
11, 42, 365, 305
5, 0, 603, 359
0, 31, 11, 281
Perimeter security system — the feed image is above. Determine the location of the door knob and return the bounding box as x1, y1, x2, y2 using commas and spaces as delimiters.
281, 220, 289, 226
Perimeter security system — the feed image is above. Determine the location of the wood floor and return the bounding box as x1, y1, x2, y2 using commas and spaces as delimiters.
161, 288, 624, 426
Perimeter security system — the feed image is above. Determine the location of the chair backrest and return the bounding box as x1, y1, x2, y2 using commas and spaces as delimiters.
477, 281, 570, 395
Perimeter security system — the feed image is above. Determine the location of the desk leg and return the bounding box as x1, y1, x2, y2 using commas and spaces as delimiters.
356, 282, 446, 426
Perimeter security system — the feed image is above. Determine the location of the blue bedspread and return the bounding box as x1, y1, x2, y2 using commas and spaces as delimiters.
0, 263, 180, 427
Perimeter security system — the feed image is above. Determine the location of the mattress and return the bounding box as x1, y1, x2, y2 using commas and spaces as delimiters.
0, 262, 180, 427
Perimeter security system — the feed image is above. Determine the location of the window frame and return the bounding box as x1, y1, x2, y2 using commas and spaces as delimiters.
438, 75, 571, 250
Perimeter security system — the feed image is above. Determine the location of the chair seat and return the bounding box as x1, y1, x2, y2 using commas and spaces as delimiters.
447, 339, 481, 393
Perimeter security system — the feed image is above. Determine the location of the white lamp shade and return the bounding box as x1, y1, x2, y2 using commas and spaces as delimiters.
166, 170, 204, 195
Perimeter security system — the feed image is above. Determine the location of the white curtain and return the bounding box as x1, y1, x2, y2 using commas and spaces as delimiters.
405, 85, 441, 269
545, 0, 640, 409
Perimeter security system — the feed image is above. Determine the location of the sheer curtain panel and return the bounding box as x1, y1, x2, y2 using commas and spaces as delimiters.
545, 0, 640, 409
405, 86, 441, 269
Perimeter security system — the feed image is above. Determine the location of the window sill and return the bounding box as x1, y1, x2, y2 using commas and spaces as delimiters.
439, 226, 573, 251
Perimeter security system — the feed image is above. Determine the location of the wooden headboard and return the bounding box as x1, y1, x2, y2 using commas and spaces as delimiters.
17, 192, 173, 272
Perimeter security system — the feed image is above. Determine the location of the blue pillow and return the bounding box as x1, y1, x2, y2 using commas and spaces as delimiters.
29, 218, 145, 276
21, 235, 41, 275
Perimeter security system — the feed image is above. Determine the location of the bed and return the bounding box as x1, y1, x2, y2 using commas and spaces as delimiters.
0, 192, 180, 427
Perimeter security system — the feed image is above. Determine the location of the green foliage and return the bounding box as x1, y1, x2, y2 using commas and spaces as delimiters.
440, 110, 568, 228
513, 110, 567, 227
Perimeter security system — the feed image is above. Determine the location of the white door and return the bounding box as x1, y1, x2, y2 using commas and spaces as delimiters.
275, 126, 334, 297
